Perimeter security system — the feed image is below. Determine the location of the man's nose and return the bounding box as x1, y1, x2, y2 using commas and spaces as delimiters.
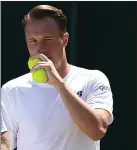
37, 41, 47, 52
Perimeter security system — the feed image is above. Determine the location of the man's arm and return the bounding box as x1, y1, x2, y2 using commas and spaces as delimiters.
30, 54, 113, 141
1, 112, 10, 150
1, 131, 10, 150
55, 82, 111, 141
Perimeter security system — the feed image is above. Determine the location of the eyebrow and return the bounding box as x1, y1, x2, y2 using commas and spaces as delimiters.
26, 36, 54, 40
43, 36, 54, 38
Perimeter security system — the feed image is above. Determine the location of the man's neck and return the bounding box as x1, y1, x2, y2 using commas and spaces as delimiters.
57, 62, 70, 79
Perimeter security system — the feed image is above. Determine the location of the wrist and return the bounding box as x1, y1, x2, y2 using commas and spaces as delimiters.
54, 78, 66, 90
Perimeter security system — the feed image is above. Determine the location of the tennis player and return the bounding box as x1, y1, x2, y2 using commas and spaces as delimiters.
1, 5, 114, 150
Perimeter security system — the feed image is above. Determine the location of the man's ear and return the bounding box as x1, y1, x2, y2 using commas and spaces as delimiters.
63, 32, 69, 47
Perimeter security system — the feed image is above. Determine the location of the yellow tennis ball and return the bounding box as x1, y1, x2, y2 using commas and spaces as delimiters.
28, 58, 41, 69
32, 69, 48, 83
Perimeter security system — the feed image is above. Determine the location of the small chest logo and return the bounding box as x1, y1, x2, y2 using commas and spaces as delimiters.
77, 91, 82, 97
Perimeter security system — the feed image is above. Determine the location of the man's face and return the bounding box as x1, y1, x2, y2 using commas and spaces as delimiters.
25, 17, 69, 68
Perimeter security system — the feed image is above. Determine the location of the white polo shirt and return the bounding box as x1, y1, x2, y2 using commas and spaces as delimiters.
1, 113, 7, 133
1, 65, 113, 150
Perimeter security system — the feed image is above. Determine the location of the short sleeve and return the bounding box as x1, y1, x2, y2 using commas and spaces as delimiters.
1, 86, 18, 149
85, 70, 114, 125
1, 113, 7, 133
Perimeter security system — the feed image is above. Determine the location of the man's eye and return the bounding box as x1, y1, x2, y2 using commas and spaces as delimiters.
29, 40, 37, 43
44, 38, 52, 41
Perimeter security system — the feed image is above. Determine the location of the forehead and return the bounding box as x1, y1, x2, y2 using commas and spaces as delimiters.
25, 17, 60, 37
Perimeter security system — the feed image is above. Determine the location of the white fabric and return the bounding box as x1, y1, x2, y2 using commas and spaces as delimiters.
1, 113, 7, 133
1, 65, 113, 150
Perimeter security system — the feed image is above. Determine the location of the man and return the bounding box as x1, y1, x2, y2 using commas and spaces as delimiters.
1, 114, 10, 150
1, 5, 113, 150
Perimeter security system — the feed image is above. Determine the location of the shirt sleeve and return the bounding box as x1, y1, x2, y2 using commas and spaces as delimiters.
85, 70, 114, 125
1, 86, 18, 150
1, 113, 7, 133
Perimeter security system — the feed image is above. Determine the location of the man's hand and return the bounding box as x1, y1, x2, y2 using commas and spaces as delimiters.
30, 54, 64, 86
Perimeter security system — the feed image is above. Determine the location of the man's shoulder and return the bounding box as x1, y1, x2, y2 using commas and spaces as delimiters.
2, 73, 32, 91
71, 65, 107, 81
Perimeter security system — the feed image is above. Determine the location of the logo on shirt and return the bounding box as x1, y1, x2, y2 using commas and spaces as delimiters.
77, 91, 82, 97
99, 86, 110, 91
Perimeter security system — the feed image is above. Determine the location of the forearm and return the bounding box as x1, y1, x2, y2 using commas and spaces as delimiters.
55, 81, 107, 141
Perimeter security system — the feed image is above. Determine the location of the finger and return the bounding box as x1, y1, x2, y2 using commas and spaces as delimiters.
32, 62, 51, 70
30, 64, 50, 73
33, 61, 50, 67
30, 53, 49, 62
